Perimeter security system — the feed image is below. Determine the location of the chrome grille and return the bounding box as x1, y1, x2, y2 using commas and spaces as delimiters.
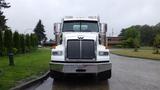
67, 39, 95, 60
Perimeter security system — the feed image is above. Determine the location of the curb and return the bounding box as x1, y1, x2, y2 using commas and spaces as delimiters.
10, 71, 50, 90
111, 52, 160, 61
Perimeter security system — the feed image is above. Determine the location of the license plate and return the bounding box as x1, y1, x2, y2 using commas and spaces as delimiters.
76, 65, 88, 69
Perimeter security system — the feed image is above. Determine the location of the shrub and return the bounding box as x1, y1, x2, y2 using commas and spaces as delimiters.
2, 47, 7, 56
12, 48, 18, 54
153, 34, 160, 54
25, 46, 30, 53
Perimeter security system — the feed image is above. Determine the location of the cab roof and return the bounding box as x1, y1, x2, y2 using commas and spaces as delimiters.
63, 16, 99, 22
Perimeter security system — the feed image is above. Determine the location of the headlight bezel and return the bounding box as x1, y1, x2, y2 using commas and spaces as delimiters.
99, 51, 109, 56
52, 51, 63, 56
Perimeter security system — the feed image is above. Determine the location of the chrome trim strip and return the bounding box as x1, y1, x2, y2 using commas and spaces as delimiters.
51, 61, 109, 63
80, 40, 82, 58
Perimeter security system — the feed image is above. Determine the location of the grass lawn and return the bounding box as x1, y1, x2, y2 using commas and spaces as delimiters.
111, 49, 160, 60
0, 48, 50, 90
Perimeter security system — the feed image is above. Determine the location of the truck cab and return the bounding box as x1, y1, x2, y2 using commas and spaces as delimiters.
50, 16, 111, 80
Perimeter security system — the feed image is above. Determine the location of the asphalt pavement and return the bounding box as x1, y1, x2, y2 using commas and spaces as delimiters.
26, 54, 160, 90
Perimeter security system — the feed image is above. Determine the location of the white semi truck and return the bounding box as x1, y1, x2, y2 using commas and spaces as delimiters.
49, 16, 111, 80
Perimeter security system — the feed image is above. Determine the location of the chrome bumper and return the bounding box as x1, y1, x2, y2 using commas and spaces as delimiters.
49, 61, 112, 74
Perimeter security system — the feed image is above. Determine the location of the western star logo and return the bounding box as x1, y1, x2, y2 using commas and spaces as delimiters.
78, 35, 84, 40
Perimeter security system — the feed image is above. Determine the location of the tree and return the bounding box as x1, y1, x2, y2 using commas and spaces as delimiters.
13, 31, 20, 52
119, 24, 160, 46
0, 30, 3, 55
0, 0, 10, 31
122, 27, 140, 50
4, 30, 13, 52
34, 20, 46, 44
133, 38, 140, 52
20, 34, 25, 53
119, 25, 141, 37
139, 25, 154, 46
0, 0, 10, 9
153, 34, 160, 54
25, 34, 31, 51
30, 33, 38, 48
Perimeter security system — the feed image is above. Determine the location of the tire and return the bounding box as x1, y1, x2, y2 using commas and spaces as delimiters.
50, 70, 63, 81
98, 70, 112, 80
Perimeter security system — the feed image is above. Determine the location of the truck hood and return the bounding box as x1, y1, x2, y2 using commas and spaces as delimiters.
63, 32, 98, 40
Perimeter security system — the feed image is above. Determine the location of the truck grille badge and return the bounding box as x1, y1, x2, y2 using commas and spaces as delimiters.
78, 36, 84, 40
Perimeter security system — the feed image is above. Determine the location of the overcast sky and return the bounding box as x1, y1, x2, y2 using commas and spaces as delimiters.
4, 0, 160, 39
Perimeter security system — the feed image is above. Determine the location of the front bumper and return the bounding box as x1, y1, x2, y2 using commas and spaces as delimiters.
49, 61, 112, 74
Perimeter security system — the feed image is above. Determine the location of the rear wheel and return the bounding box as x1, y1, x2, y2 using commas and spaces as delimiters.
98, 70, 111, 80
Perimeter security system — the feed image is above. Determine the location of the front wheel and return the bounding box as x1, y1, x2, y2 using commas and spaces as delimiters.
98, 70, 112, 80
50, 71, 63, 81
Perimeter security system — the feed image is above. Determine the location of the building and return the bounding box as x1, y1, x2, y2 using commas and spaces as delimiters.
107, 36, 122, 47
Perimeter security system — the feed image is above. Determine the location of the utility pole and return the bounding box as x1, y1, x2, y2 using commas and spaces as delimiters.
112, 28, 114, 37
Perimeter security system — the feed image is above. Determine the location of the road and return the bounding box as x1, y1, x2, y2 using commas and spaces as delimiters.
26, 54, 160, 90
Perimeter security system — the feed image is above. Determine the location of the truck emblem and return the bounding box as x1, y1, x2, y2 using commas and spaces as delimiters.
78, 36, 84, 40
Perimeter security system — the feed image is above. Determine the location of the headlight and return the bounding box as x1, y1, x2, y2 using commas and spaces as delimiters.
99, 51, 109, 56
52, 51, 63, 56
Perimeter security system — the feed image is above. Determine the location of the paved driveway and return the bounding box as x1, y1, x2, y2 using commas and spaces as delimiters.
26, 54, 160, 90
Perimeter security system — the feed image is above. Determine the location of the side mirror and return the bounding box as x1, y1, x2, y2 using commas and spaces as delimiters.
100, 23, 107, 33
54, 23, 62, 45
100, 23, 107, 47
54, 23, 62, 35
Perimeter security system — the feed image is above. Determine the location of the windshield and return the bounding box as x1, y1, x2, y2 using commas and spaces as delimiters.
62, 21, 99, 32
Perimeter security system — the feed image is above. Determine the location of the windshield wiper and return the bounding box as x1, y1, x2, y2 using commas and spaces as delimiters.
64, 30, 75, 32
81, 30, 92, 32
